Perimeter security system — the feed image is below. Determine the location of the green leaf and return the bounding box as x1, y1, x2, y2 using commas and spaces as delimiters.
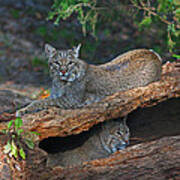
8, 120, 14, 129
175, 8, 180, 15
1, 129, 7, 134
25, 139, 34, 149
15, 117, 23, 130
173, 30, 180, 37
139, 17, 152, 30
3, 141, 11, 154
11, 140, 18, 158
54, 15, 61, 25
19, 148, 26, 160
167, 38, 176, 49
172, 54, 180, 59
12, 134, 16, 139
17, 129, 24, 136
48, 11, 56, 20
168, 24, 176, 33
30, 131, 40, 136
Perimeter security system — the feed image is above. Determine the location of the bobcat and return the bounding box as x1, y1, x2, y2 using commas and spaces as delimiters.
16, 44, 162, 116
46, 117, 130, 167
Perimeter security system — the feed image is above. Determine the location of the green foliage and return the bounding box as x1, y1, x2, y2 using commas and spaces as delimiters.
131, 0, 180, 53
1, 117, 39, 160
138, 16, 152, 30
7, 120, 13, 129
172, 54, 180, 59
49, 0, 179, 55
48, 0, 98, 36
19, 147, 26, 160
15, 117, 23, 130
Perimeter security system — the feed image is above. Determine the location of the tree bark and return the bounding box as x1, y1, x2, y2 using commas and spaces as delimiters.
0, 62, 180, 179
0, 62, 180, 141
50, 135, 180, 180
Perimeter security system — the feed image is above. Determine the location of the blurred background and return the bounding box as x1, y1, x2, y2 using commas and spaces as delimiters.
0, 0, 179, 89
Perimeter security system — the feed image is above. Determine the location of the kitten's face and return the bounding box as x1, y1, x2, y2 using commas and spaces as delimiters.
45, 44, 86, 82
101, 118, 130, 154
108, 121, 130, 153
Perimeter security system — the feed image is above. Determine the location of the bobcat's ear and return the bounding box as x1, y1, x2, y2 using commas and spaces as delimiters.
45, 44, 57, 58
73, 44, 81, 58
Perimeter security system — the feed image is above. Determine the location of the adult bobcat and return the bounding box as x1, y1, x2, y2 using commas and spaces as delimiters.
16, 44, 162, 116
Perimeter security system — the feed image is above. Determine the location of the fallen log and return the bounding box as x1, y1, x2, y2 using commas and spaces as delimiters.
1, 134, 179, 180
0, 62, 180, 141
50, 135, 180, 180
0, 61, 180, 180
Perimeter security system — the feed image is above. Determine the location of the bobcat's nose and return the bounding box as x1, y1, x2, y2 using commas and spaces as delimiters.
61, 70, 66, 75
59, 70, 69, 76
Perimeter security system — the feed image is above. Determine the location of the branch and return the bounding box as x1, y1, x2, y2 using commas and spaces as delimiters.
130, 0, 180, 29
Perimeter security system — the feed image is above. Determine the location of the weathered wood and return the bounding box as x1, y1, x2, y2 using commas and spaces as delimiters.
0, 134, 51, 180
0, 62, 180, 180
0, 62, 180, 141
49, 135, 180, 180
1, 135, 179, 180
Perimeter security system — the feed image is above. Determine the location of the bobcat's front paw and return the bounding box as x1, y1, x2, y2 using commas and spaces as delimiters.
16, 100, 44, 117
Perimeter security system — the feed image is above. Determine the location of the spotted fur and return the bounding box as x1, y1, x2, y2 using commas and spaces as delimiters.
100, 117, 130, 153
16, 45, 162, 118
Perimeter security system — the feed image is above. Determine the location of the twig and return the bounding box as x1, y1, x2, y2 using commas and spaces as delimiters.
130, 0, 180, 29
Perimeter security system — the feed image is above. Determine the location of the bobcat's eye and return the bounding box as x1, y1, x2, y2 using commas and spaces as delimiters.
117, 131, 122, 136
54, 61, 59, 66
68, 61, 74, 65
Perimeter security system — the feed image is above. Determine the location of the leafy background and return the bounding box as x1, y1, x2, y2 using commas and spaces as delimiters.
0, 0, 179, 86
48, 0, 180, 62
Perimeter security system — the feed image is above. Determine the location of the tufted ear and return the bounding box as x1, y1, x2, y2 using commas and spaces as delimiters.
73, 44, 81, 58
45, 44, 57, 58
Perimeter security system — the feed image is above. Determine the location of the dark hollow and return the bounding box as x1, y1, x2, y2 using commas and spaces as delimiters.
39, 98, 180, 154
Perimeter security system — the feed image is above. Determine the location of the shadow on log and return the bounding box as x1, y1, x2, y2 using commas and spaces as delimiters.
0, 62, 180, 179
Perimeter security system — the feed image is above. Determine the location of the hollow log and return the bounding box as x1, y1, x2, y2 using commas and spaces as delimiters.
50, 135, 180, 180
1, 135, 179, 180
0, 61, 180, 179
0, 62, 180, 141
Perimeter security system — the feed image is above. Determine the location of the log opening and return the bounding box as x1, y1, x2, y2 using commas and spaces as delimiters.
0, 62, 180, 179
39, 97, 180, 167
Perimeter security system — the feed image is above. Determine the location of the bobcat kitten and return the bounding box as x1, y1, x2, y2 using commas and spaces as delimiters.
47, 117, 130, 167
16, 44, 162, 117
